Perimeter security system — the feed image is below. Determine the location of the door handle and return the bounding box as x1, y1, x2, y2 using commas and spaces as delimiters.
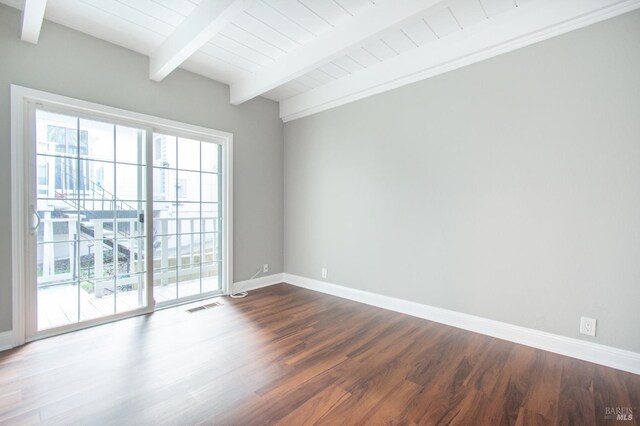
31, 207, 42, 233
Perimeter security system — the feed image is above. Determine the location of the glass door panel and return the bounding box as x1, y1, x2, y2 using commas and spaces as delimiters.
35, 110, 81, 330
152, 134, 222, 305
34, 110, 148, 332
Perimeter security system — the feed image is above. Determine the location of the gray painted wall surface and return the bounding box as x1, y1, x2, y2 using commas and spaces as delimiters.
0, 4, 284, 332
284, 10, 640, 352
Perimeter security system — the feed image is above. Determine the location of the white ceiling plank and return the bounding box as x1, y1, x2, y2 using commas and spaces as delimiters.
348, 47, 381, 67
265, 0, 333, 36
262, 84, 300, 101
182, 51, 252, 84
233, 11, 300, 52
21, 0, 47, 44
287, 79, 312, 93
150, 0, 197, 17
423, 7, 462, 38
260, 88, 281, 102
383, 30, 419, 54
448, 0, 489, 28
335, 0, 377, 16
480, 0, 516, 17
290, 77, 315, 90
149, 0, 251, 81
199, 42, 260, 71
294, 75, 323, 89
244, 1, 315, 45
220, 22, 287, 60
43, 0, 164, 55
208, 36, 272, 66
319, 62, 350, 79
332, 55, 365, 73
401, 17, 438, 46
116, 0, 186, 27
275, 82, 307, 100
280, 0, 640, 122
298, 0, 352, 26
82, 0, 175, 37
306, 69, 336, 84
230, 0, 447, 104
362, 38, 398, 60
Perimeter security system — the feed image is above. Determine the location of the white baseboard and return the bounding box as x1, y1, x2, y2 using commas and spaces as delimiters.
282, 273, 640, 375
233, 273, 284, 293
0, 330, 15, 352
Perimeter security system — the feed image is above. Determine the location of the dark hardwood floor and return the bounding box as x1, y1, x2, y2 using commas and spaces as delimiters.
0, 284, 638, 425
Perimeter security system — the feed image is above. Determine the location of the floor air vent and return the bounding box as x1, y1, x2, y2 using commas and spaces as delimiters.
186, 301, 223, 313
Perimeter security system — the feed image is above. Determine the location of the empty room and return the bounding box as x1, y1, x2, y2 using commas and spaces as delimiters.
1, 0, 639, 424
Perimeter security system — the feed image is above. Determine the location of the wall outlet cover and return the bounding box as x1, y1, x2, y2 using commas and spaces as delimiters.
321, 268, 328, 279
580, 317, 597, 337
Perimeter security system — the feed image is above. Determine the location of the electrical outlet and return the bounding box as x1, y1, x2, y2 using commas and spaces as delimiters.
580, 317, 596, 337
321, 268, 328, 279
263, 264, 269, 273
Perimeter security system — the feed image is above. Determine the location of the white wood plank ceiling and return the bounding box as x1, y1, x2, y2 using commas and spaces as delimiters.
4, 0, 640, 121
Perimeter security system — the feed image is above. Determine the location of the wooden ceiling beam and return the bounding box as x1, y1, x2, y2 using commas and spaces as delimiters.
21, 0, 47, 44
149, 0, 250, 82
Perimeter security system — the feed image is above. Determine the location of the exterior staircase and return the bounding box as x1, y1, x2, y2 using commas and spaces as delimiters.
51, 167, 145, 295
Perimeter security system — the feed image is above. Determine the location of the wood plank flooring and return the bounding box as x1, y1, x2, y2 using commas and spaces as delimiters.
0, 284, 638, 425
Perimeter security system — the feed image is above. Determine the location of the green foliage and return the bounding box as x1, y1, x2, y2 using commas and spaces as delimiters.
80, 281, 94, 293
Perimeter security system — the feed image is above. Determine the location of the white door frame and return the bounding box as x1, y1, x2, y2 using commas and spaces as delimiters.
10, 85, 233, 345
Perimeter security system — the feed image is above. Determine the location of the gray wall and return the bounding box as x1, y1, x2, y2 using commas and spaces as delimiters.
0, 4, 284, 333
284, 10, 640, 352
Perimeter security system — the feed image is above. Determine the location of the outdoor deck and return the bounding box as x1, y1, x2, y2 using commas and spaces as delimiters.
37, 278, 218, 330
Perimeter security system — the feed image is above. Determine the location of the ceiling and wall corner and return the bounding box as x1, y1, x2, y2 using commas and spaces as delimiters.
3, 0, 639, 122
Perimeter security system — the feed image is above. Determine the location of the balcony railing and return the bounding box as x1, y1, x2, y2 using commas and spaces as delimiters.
37, 215, 219, 297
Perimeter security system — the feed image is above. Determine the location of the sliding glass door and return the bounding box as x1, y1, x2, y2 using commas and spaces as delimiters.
25, 98, 228, 337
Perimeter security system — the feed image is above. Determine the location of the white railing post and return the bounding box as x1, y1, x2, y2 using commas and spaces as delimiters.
161, 218, 168, 286
68, 216, 76, 283
94, 220, 104, 298
129, 218, 135, 274
47, 157, 55, 198
42, 212, 54, 278
189, 218, 195, 268
176, 218, 182, 276
136, 217, 143, 304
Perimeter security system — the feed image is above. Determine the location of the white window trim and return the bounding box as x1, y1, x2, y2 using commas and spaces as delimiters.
10, 84, 233, 345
